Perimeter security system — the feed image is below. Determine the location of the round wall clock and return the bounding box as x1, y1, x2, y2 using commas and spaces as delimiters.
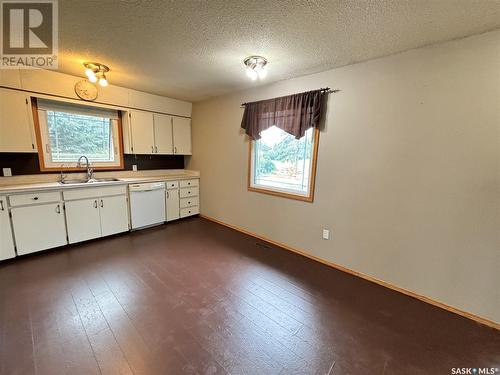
74, 80, 98, 101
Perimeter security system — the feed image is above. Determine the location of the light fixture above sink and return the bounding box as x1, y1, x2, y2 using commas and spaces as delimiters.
243, 56, 268, 81
83, 62, 110, 87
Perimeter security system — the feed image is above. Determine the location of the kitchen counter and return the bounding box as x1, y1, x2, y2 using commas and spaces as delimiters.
0, 170, 200, 194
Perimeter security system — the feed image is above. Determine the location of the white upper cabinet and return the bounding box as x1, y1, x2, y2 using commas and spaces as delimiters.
125, 111, 192, 155
153, 113, 174, 154
129, 111, 155, 154
0, 88, 35, 153
172, 117, 192, 155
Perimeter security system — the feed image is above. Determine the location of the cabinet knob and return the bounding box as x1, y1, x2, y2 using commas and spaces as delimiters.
33, 197, 38, 200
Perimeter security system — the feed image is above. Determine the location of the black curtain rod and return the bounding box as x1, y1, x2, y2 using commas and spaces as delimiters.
241, 87, 340, 107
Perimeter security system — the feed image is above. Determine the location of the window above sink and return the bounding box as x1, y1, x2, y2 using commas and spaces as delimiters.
33, 98, 124, 171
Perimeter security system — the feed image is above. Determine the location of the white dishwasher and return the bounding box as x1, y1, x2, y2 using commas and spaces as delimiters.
129, 182, 166, 229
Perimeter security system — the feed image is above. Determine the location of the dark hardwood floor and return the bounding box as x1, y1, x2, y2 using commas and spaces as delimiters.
0, 217, 498, 375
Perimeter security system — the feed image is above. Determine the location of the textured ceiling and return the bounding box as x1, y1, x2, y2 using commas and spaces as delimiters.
57, 0, 500, 102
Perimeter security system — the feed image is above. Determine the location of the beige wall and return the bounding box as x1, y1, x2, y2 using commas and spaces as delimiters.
187, 31, 500, 323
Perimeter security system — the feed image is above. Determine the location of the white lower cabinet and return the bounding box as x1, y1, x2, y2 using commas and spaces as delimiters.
2, 179, 198, 259
100, 195, 129, 237
0, 196, 15, 260
11, 202, 67, 255
64, 187, 129, 244
180, 206, 200, 218
166, 188, 180, 222
65, 198, 102, 243
165, 178, 199, 220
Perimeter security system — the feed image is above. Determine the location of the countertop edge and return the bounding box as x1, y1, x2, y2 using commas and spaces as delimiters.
0, 174, 200, 194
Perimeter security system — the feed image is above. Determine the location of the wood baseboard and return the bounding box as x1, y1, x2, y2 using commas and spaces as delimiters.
200, 214, 499, 331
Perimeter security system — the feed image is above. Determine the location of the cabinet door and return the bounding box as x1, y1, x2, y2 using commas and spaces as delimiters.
65, 199, 101, 244
99, 195, 129, 237
172, 117, 192, 155
11, 203, 67, 255
0, 88, 35, 152
0, 197, 16, 260
153, 113, 173, 154
165, 189, 180, 222
130, 111, 155, 154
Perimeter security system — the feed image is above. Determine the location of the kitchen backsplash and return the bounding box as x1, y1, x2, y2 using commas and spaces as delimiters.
0, 153, 185, 176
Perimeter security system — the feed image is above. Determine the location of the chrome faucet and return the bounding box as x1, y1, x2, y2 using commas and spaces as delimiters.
59, 164, 66, 184
76, 155, 93, 180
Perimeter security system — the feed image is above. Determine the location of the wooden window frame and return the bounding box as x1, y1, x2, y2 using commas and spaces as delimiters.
247, 127, 320, 202
31, 98, 125, 172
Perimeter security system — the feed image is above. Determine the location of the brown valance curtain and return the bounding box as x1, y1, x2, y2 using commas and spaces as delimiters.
241, 89, 327, 140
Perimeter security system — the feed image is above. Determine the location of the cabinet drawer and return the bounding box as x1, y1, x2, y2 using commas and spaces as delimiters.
180, 196, 199, 209
165, 180, 179, 190
180, 206, 199, 218
179, 179, 198, 188
63, 185, 127, 201
9, 191, 61, 206
179, 186, 199, 198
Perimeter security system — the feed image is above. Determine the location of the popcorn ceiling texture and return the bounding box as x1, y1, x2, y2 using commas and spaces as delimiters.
58, 0, 500, 101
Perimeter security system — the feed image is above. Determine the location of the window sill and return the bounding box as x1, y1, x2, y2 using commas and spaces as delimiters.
248, 186, 314, 202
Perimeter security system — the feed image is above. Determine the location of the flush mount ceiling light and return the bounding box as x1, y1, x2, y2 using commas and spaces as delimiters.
244, 56, 268, 81
83, 62, 110, 87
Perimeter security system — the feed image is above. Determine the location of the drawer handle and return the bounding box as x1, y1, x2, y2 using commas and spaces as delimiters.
187, 182, 191, 185
33, 197, 39, 200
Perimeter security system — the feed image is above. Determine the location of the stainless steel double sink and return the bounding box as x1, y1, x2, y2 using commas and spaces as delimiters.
59, 177, 121, 185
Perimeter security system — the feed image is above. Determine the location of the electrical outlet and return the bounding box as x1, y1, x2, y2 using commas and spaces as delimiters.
132, 165, 138, 172
322, 229, 330, 240
2, 168, 12, 177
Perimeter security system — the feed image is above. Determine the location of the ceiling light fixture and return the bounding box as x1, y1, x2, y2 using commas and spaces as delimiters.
83, 62, 110, 87
244, 56, 268, 81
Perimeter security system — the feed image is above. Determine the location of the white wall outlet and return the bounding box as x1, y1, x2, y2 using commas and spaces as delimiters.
2, 168, 12, 177
322, 229, 330, 240
132, 165, 138, 172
